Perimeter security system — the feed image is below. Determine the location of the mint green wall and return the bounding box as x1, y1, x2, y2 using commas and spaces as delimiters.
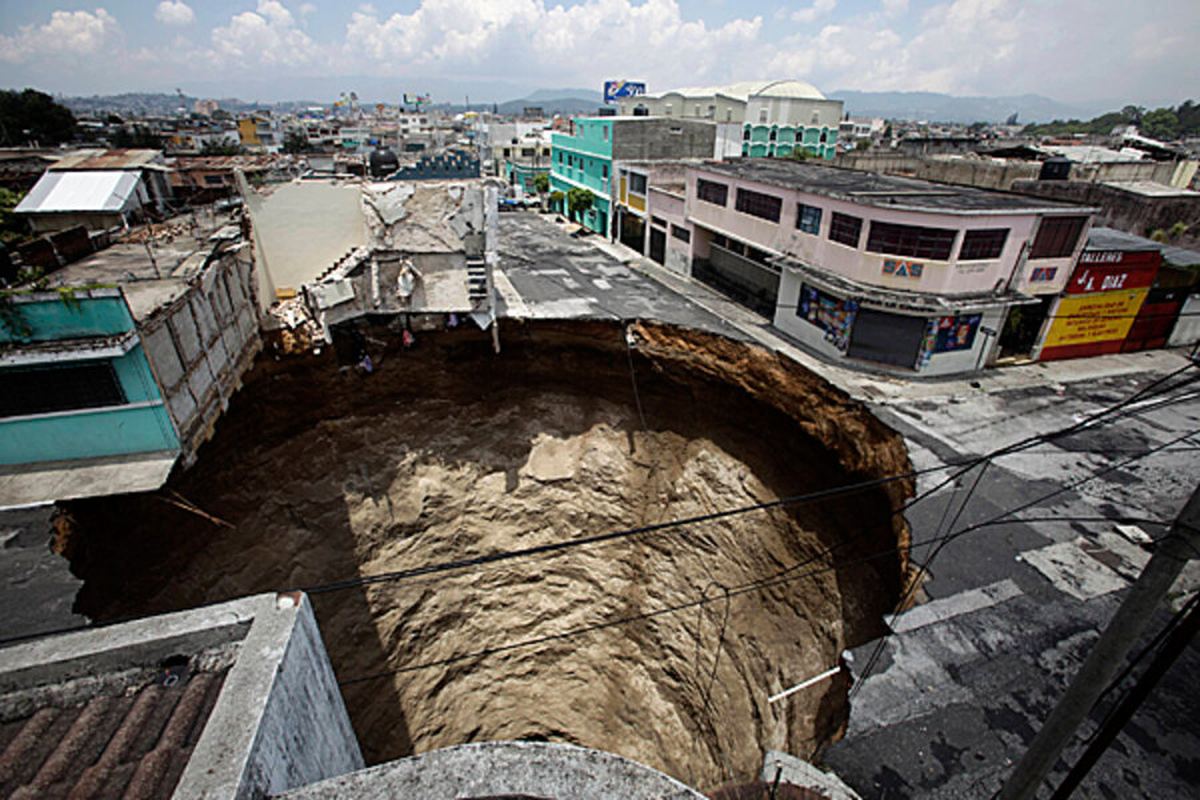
0, 330, 180, 465
743, 125, 837, 160
550, 119, 614, 236
0, 295, 133, 343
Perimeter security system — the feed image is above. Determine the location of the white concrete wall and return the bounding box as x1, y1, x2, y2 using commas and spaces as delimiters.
1168, 293, 1200, 347
687, 166, 1052, 297
239, 178, 367, 306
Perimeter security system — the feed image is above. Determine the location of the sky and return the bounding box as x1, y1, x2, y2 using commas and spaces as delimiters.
0, 1, 1197, 106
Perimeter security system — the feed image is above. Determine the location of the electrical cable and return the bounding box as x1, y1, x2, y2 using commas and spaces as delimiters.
303, 364, 1200, 599
335, 511, 1180, 687
336, 431, 1192, 686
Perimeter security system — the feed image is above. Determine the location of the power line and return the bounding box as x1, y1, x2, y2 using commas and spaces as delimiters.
303, 364, 1200, 599
336, 507, 1181, 687
850, 427, 1198, 696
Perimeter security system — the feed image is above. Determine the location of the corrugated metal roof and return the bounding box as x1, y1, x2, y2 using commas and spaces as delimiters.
50, 149, 162, 171
14, 170, 142, 214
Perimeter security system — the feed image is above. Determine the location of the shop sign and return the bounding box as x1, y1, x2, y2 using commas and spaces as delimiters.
798, 283, 857, 351
882, 259, 923, 278
1040, 289, 1149, 358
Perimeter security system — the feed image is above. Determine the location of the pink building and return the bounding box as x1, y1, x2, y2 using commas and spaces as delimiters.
680, 159, 1094, 376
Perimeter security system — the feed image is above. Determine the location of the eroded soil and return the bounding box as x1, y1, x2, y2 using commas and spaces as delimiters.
63, 320, 911, 791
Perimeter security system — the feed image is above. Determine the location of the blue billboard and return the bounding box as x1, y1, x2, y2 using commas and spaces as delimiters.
604, 80, 647, 104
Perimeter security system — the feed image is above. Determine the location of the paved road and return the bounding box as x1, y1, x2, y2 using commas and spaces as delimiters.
2, 211, 1196, 799
496, 212, 1200, 800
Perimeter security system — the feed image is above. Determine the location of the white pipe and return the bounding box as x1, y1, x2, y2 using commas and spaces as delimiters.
768, 665, 842, 704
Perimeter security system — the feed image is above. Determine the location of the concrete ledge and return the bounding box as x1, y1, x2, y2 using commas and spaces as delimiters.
761, 751, 861, 800
279, 741, 707, 800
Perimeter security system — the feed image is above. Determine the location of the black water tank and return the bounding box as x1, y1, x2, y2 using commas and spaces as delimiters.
369, 147, 400, 178
1040, 155, 1071, 181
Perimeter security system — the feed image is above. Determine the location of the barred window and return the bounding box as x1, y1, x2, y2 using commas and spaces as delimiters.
796, 203, 822, 234
697, 178, 728, 206
829, 212, 863, 247
735, 188, 782, 222
866, 221, 957, 260
959, 228, 1009, 260
1031, 217, 1087, 259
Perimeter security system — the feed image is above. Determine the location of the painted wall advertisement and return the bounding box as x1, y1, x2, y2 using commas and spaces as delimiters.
798, 283, 857, 351
1039, 290, 1150, 361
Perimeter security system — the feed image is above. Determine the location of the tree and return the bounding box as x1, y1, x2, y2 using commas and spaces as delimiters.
0, 89, 76, 146
111, 125, 162, 148
854, 139, 871, 151
0, 188, 30, 245
282, 130, 311, 154
532, 172, 550, 195
566, 187, 594, 224
200, 138, 243, 156
1140, 108, 1181, 141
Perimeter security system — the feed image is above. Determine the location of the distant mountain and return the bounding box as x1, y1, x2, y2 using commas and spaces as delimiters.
828, 91, 1114, 124
523, 87, 604, 103
495, 95, 605, 116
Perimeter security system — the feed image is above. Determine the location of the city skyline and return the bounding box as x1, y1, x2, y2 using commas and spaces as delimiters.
0, 0, 1197, 106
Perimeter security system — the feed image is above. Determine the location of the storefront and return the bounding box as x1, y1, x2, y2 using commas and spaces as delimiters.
1038, 237, 1161, 361
776, 260, 1017, 377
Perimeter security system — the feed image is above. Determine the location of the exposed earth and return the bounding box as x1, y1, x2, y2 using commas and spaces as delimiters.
58, 319, 912, 792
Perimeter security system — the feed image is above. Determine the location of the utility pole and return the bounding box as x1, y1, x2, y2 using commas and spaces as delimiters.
999, 481, 1200, 800
1048, 596, 1200, 800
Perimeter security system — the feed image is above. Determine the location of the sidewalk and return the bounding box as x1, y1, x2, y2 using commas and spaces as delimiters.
558, 218, 1194, 404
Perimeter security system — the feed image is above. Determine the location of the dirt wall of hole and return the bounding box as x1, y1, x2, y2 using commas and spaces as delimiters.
62, 319, 912, 792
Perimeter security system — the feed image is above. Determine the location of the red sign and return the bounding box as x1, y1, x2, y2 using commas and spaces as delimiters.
1065, 249, 1160, 296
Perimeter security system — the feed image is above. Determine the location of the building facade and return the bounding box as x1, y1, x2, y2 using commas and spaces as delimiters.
617, 80, 843, 159
679, 159, 1093, 376
551, 118, 716, 236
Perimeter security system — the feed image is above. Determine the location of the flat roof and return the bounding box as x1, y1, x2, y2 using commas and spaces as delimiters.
696, 159, 1094, 215
1085, 227, 1162, 252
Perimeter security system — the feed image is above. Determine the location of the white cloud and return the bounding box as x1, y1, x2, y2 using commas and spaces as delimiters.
155, 1, 195, 27
210, 0, 325, 68
299, 3, 317, 16
792, 0, 837, 24
881, 0, 908, 15
341, 0, 761, 88
0, 8, 120, 62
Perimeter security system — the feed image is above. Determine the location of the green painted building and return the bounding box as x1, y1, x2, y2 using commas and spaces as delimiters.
0, 290, 179, 466
550, 119, 614, 235
741, 122, 837, 159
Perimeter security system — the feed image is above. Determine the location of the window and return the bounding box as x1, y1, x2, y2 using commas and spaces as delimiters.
796, 203, 822, 234
743, 127, 750, 140
558, 152, 563, 164
759, 109, 768, 123
203, 174, 225, 186
651, 216, 666, 228
629, 173, 647, 194
819, 131, 827, 143
959, 228, 1009, 260
602, 165, 608, 179
665, 103, 673, 115
0, 362, 126, 418
521, 148, 534, 157
503, 148, 511, 158
697, 178, 728, 206
735, 188, 783, 222
866, 221, 957, 260
811, 111, 820, 124
769, 128, 777, 142
829, 213, 863, 247
671, 225, 691, 243
695, 105, 701, 116
602, 126, 609, 141
1031, 216, 1087, 259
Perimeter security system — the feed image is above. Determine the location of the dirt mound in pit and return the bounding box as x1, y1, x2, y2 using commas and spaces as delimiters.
63, 320, 912, 793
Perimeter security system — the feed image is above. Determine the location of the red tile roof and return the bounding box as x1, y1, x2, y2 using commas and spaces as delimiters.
0, 669, 227, 799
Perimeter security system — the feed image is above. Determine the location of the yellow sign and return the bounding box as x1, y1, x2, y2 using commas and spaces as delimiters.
1042, 289, 1148, 349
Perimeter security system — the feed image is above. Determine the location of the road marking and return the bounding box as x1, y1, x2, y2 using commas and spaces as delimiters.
1020, 539, 1128, 600
891, 579, 1023, 633
492, 269, 530, 318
